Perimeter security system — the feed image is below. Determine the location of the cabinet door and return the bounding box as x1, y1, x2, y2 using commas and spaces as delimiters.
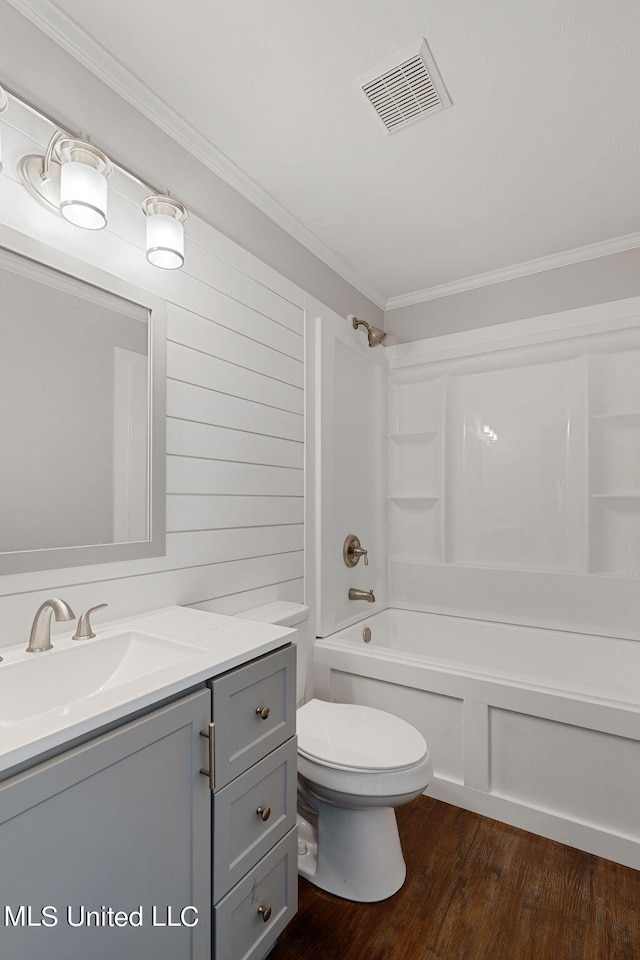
209, 644, 296, 790
0, 689, 211, 960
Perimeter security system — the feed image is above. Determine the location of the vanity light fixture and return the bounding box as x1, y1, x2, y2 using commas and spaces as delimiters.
19, 131, 112, 230
142, 195, 188, 270
0, 85, 8, 173
2, 79, 189, 267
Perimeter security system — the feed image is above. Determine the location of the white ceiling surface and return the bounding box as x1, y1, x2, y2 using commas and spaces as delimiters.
10, 0, 640, 305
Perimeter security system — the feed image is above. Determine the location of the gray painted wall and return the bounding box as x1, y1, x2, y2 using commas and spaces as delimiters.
0, 1, 382, 329
385, 246, 640, 342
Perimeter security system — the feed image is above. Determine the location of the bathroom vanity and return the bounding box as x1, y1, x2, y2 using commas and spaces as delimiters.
209, 643, 297, 959
0, 606, 298, 960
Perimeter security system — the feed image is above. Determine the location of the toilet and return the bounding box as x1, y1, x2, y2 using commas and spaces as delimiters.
296, 698, 432, 901
240, 602, 433, 902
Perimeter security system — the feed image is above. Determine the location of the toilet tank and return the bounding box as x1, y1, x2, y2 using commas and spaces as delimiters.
239, 602, 309, 704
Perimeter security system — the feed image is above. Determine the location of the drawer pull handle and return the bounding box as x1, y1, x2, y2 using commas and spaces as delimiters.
256, 705, 271, 720
256, 805, 271, 822
199, 724, 215, 790
258, 905, 272, 923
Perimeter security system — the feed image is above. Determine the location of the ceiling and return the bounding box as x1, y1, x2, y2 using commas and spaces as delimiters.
8, 0, 640, 307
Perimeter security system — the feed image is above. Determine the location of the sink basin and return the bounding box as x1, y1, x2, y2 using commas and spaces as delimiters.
0, 632, 207, 726
0, 604, 294, 777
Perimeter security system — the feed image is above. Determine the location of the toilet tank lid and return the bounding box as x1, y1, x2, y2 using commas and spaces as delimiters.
297, 699, 428, 771
239, 601, 309, 627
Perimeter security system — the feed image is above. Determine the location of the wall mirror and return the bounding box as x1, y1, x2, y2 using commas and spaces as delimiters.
0, 243, 166, 574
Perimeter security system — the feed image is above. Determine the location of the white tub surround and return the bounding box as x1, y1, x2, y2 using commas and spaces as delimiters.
385, 297, 640, 642
314, 609, 640, 871
312, 302, 388, 638
0, 605, 293, 775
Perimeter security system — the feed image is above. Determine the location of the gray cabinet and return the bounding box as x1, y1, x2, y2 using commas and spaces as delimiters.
208, 643, 298, 960
0, 641, 298, 960
0, 689, 211, 960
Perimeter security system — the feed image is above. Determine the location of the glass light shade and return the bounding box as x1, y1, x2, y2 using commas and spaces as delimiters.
144, 197, 186, 270
58, 143, 110, 230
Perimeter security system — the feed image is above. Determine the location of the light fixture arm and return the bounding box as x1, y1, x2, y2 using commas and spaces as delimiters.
41, 130, 65, 181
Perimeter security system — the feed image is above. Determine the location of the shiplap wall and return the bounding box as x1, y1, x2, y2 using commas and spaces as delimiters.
0, 103, 305, 648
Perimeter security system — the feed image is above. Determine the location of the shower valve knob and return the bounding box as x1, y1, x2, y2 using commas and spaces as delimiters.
343, 534, 369, 568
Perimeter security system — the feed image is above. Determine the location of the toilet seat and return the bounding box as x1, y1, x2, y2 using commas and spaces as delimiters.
297, 699, 428, 772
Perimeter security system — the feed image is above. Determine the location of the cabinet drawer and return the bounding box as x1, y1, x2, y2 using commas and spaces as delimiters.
209, 644, 295, 789
214, 828, 298, 960
213, 736, 297, 901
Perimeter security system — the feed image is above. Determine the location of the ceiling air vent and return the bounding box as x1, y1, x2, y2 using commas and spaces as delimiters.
356, 39, 452, 135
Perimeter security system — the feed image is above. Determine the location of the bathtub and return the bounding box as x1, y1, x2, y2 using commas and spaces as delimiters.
313, 608, 640, 871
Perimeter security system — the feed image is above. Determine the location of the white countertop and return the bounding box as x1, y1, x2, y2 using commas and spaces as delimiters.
0, 605, 294, 776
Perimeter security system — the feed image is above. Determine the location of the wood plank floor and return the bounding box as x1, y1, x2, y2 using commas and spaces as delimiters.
270, 797, 640, 960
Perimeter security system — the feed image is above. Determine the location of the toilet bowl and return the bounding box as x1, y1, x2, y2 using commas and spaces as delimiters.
296, 698, 433, 902
238, 603, 433, 902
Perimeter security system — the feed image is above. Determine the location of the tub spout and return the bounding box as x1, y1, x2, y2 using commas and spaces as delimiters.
348, 588, 376, 603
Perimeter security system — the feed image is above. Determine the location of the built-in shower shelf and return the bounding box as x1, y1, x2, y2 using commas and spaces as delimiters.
388, 496, 440, 503
591, 493, 640, 500
388, 427, 441, 509
388, 431, 439, 442
591, 412, 640, 424
390, 556, 440, 564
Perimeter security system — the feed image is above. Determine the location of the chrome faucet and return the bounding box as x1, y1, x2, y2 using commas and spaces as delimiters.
26, 598, 76, 653
348, 588, 376, 603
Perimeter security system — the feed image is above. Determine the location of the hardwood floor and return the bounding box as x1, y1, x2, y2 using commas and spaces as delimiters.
270, 797, 640, 960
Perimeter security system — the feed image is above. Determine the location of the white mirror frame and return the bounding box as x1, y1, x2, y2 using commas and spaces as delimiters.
0, 226, 166, 575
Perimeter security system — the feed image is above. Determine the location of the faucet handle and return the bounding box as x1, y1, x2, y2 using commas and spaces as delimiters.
72, 603, 108, 641
343, 534, 369, 568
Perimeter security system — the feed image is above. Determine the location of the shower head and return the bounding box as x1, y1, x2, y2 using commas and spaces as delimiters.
367, 324, 387, 347
349, 315, 387, 348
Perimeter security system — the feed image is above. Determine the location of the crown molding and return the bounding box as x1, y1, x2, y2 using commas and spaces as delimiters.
385, 230, 640, 312
7, 0, 387, 310
9, 2, 640, 318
